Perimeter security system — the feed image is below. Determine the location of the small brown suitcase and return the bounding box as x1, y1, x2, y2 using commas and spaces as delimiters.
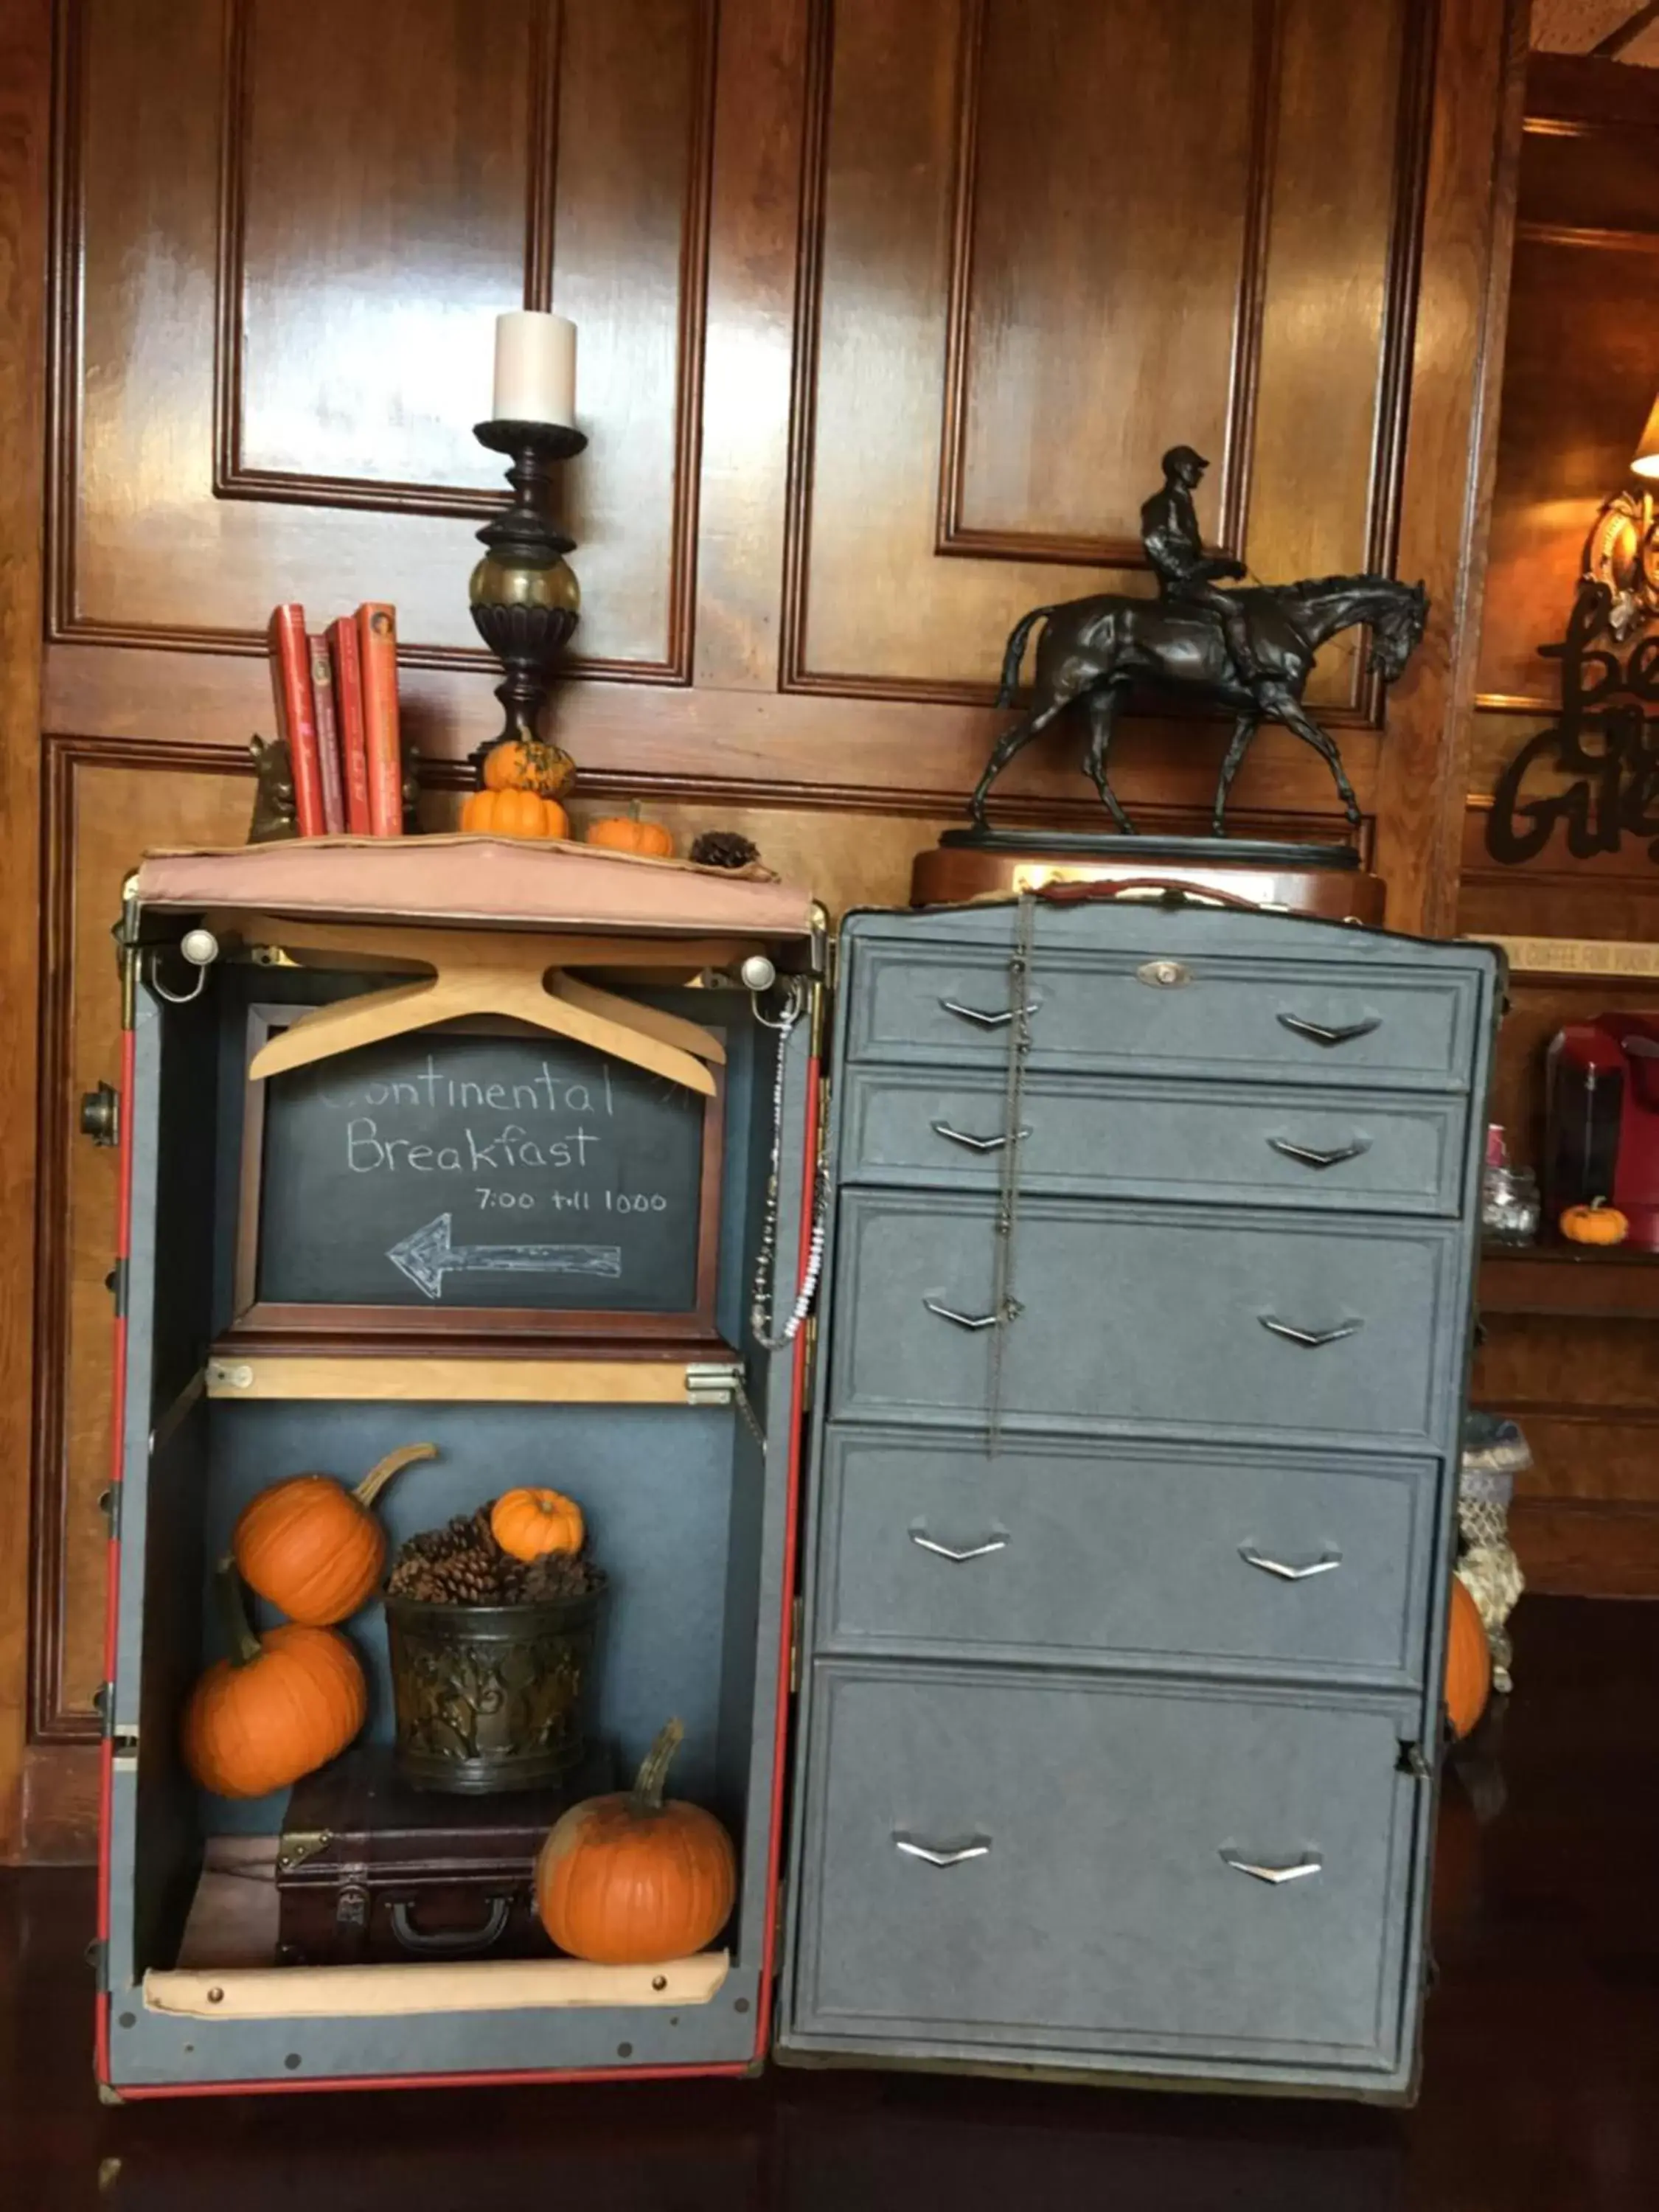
275, 1743, 613, 1966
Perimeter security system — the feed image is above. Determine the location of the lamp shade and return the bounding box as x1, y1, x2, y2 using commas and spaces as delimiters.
1632, 389, 1659, 479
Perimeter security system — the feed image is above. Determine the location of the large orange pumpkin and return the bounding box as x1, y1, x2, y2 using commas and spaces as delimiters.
233, 1441, 437, 1626
491, 1486, 585, 1562
1444, 1573, 1492, 1740
181, 1561, 366, 1798
481, 735, 574, 800
536, 1718, 736, 1962
460, 787, 569, 839
584, 813, 674, 859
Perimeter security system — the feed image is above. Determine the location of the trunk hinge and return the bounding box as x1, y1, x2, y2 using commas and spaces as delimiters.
94, 1680, 139, 1758
105, 1259, 128, 1318
802, 1312, 820, 1413
86, 1938, 111, 1993
772, 1876, 789, 1975
115, 873, 142, 1032
686, 1363, 766, 1450
1398, 1739, 1433, 1781
685, 1361, 744, 1408
99, 1485, 122, 1542
788, 1596, 803, 1696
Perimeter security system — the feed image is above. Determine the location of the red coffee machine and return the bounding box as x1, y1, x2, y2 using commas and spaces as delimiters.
1545, 1014, 1659, 1250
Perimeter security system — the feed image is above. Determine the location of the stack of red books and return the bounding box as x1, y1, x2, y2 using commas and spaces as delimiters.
266, 602, 405, 838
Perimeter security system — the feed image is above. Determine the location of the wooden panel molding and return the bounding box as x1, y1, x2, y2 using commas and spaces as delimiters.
1369, 0, 1527, 933
212, 0, 560, 518
30, 739, 258, 1750
47, 0, 717, 683
0, 0, 52, 1863
782, 0, 1440, 727
44, 634, 1382, 830
933, 0, 1276, 571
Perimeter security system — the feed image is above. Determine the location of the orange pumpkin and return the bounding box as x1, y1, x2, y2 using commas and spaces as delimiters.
181, 1560, 366, 1798
1444, 1573, 1492, 1741
481, 736, 574, 800
233, 1442, 437, 1626
1560, 1197, 1629, 1247
585, 813, 674, 859
491, 1486, 585, 1562
460, 788, 570, 839
536, 1718, 736, 1963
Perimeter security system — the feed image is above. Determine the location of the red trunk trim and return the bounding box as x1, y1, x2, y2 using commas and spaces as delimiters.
96, 1025, 138, 2086
111, 2059, 752, 2100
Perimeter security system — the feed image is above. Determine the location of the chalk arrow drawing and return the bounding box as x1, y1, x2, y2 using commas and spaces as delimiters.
386, 1214, 623, 1301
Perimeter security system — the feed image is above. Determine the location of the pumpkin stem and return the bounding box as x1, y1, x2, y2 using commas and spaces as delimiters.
630, 1718, 685, 1815
215, 1557, 263, 1669
353, 1441, 439, 1510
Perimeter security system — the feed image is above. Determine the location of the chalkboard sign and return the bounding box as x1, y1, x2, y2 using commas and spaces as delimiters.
233, 1007, 724, 1341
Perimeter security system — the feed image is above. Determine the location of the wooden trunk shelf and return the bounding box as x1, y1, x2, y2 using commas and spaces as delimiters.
204, 1354, 744, 1403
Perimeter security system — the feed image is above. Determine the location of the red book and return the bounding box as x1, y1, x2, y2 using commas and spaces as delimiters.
307, 632, 346, 836
267, 604, 325, 838
356, 602, 403, 837
327, 614, 373, 835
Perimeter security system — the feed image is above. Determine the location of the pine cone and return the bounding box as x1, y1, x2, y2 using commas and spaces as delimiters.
690, 830, 759, 871
517, 1552, 599, 1602
430, 1552, 498, 1605
403, 1514, 476, 1565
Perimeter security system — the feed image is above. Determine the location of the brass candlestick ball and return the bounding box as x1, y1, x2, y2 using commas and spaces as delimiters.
468, 418, 585, 786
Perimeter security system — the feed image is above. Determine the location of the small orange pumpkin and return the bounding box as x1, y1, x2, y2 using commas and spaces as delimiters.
1444, 1573, 1492, 1741
536, 1718, 736, 1963
1560, 1197, 1629, 1247
491, 1486, 585, 1562
181, 1560, 366, 1798
460, 788, 570, 839
233, 1442, 437, 1627
585, 813, 674, 859
481, 735, 574, 800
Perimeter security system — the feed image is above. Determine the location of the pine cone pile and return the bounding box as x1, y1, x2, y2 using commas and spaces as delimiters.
689, 829, 759, 871
387, 1504, 603, 1607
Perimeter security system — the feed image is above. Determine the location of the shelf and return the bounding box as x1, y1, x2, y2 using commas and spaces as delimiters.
1480, 1244, 1659, 1320
145, 1955, 728, 2023
204, 1354, 745, 1404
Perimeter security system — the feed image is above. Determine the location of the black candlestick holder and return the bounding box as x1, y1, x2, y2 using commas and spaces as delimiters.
467, 418, 588, 781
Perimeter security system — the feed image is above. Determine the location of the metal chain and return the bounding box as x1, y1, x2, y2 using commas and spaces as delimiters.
731, 1374, 768, 1453
986, 893, 1037, 1451
749, 979, 828, 1352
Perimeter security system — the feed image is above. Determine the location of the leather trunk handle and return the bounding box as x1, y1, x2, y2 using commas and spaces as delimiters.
1034, 876, 1266, 914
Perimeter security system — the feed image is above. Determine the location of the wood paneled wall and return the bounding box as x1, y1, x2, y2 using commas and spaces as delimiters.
1, 0, 1523, 1857
1462, 50, 1659, 1602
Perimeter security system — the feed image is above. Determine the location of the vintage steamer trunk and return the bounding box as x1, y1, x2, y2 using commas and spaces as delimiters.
96, 846, 822, 2096
97, 859, 1499, 2101
776, 894, 1500, 2102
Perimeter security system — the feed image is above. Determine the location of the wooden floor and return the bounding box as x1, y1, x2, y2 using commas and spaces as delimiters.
3, 1598, 1657, 2211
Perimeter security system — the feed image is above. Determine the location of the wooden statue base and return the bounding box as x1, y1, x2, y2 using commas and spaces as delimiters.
911, 830, 1385, 925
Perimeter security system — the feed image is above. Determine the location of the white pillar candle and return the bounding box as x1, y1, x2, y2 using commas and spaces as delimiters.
492, 310, 577, 427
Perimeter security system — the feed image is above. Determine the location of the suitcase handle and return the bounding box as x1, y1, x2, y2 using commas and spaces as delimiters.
389, 1896, 512, 1957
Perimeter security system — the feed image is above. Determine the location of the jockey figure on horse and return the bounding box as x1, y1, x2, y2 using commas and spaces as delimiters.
967, 447, 1430, 837
1140, 444, 1260, 684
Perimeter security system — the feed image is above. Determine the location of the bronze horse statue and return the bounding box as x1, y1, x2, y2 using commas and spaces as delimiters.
970, 574, 1430, 835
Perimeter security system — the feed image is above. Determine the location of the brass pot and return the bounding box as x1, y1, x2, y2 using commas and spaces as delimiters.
384, 1582, 605, 1795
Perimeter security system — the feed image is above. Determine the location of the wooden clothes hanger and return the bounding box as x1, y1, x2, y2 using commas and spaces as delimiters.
215, 914, 745, 1096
